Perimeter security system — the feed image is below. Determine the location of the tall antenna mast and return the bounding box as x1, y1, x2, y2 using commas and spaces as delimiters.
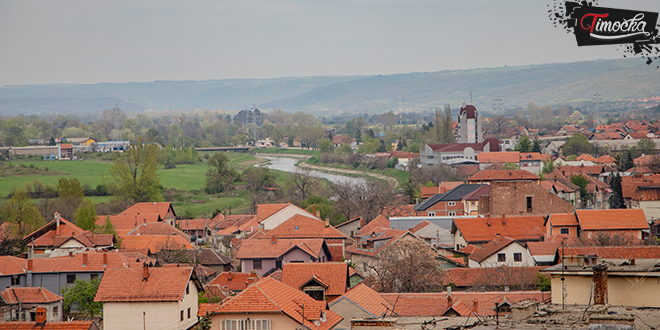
470, 85, 473, 104
593, 92, 602, 125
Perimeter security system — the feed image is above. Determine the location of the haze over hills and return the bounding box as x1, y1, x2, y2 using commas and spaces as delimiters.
1, 58, 658, 116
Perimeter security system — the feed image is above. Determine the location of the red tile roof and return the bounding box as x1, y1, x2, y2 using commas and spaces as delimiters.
468, 170, 539, 182
120, 234, 193, 254
0, 287, 62, 304
576, 209, 649, 230
282, 262, 348, 297
24, 217, 84, 242
548, 213, 579, 226
421, 187, 440, 199
96, 214, 162, 235
381, 205, 416, 218
575, 154, 596, 161
357, 215, 389, 236
594, 155, 616, 164
0, 252, 152, 276
95, 265, 200, 302
469, 237, 517, 263
206, 271, 263, 291
257, 203, 290, 222
631, 186, 660, 201
330, 283, 391, 318
408, 220, 432, 234
477, 151, 520, 164
120, 202, 175, 218
236, 238, 325, 260
125, 222, 190, 241
0, 321, 98, 330
261, 215, 348, 240
203, 277, 343, 330
562, 246, 660, 259
439, 181, 463, 193
459, 244, 481, 255
452, 215, 545, 243
526, 242, 561, 257
176, 218, 218, 231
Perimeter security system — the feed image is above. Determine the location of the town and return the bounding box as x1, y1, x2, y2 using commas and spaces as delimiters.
1, 100, 660, 330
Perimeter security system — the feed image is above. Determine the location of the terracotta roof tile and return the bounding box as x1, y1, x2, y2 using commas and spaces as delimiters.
459, 244, 481, 255
330, 283, 391, 317
257, 203, 291, 222
576, 154, 596, 161
120, 235, 193, 254
421, 186, 440, 199
469, 237, 517, 263
576, 209, 649, 230
526, 242, 561, 256
282, 262, 348, 297
453, 215, 545, 244
562, 246, 660, 259
125, 222, 190, 241
381, 205, 416, 218
207, 277, 343, 330
477, 151, 520, 164
594, 155, 616, 164
631, 186, 660, 201
0, 321, 98, 329
439, 181, 463, 193
357, 215, 389, 236
0, 252, 152, 276
262, 215, 348, 240
236, 238, 325, 260
548, 213, 579, 226
447, 300, 474, 316
120, 202, 175, 218
468, 170, 539, 182
95, 265, 198, 302
96, 214, 162, 233
0, 287, 62, 304
207, 271, 262, 291
409, 220, 431, 234
24, 217, 84, 242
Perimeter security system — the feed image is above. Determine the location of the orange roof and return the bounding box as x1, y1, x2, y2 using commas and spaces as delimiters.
548, 213, 579, 226
346, 229, 410, 257
469, 237, 517, 263
477, 151, 520, 164
204, 277, 342, 330
95, 265, 200, 302
236, 238, 325, 260
453, 215, 545, 243
527, 242, 561, 256
631, 185, 660, 201
468, 170, 539, 182
23, 217, 84, 241
125, 222, 190, 241
330, 283, 391, 318
0, 321, 98, 330
421, 186, 440, 199
381, 205, 416, 218
575, 154, 596, 161
576, 209, 649, 230
257, 203, 290, 222
0, 287, 62, 304
409, 220, 432, 234
262, 214, 348, 240
281, 262, 348, 297
357, 215, 389, 236
120, 202, 175, 218
96, 214, 162, 234
562, 246, 660, 259
459, 244, 481, 255
0, 252, 151, 276
176, 218, 217, 231
120, 235, 193, 254
520, 153, 552, 162
594, 155, 616, 164
439, 181, 463, 193
206, 271, 263, 291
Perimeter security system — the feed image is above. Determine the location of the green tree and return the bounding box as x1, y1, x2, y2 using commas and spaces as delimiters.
515, 135, 533, 152
536, 273, 551, 291
62, 278, 102, 317
195, 313, 212, 330
73, 198, 98, 231
532, 138, 541, 153
346, 117, 365, 143
609, 173, 625, 209
563, 133, 591, 156
109, 141, 163, 203
318, 138, 334, 153
57, 177, 84, 221
542, 158, 555, 175
0, 189, 45, 239
570, 174, 589, 206
48, 137, 56, 146
637, 138, 656, 155
205, 152, 239, 194
502, 162, 521, 170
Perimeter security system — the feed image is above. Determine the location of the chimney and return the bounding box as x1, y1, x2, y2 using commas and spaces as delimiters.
103, 253, 108, 267
27, 259, 33, 272
593, 264, 608, 305
501, 214, 506, 225
316, 211, 320, 218
447, 295, 453, 306
446, 286, 451, 295
504, 285, 510, 292
143, 263, 149, 280
271, 237, 276, 244
82, 253, 88, 267
36, 307, 47, 325
247, 270, 257, 285
68, 252, 73, 258
473, 299, 479, 314
313, 204, 316, 216
27, 259, 33, 287
56, 212, 61, 236
325, 218, 330, 227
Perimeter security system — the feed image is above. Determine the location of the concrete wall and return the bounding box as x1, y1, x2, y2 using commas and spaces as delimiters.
10, 146, 59, 156
209, 312, 299, 330
10, 271, 104, 296
414, 224, 454, 247
488, 181, 575, 216
330, 297, 375, 330
549, 274, 660, 307
336, 220, 361, 238
635, 201, 660, 221
102, 279, 198, 330
0, 301, 62, 321
241, 259, 277, 276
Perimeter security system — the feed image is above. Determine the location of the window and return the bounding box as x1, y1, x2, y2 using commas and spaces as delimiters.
514, 253, 522, 262
11, 276, 19, 286
253, 260, 262, 270
526, 196, 533, 212
560, 228, 569, 235
448, 201, 456, 206
186, 283, 190, 295
497, 253, 506, 262
53, 306, 58, 317
90, 274, 98, 280
180, 310, 184, 321
448, 212, 456, 216
66, 274, 76, 284
187, 308, 191, 319
428, 212, 435, 217
225, 319, 270, 330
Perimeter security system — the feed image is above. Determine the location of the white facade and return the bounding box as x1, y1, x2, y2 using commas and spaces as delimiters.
468, 242, 534, 268
102, 279, 199, 330
260, 205, 318, 230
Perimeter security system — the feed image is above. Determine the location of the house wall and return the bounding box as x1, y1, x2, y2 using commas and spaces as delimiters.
330, 298, 375, 330
11, 271, 104, 296
549, 274, 660, 307
549, 225, 578, 237
284, 248, 318, 263
241, 259, 277, 276
0, 301, 62, 322
419, 201, 464, 217
453, 229, 468, 251
102, 279, 198, 330
487, 181, 575, 216
209, 312, 300, 330
60, 240, 86, 249
336, 221, 361, 238
262, 206, 317, 230
468, 243, 534, 268
414, 225, 454, 248
634, 201, 660, 221
463, 200, 479, 215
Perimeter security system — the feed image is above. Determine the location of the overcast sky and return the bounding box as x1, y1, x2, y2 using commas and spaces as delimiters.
1, 0, 658, 86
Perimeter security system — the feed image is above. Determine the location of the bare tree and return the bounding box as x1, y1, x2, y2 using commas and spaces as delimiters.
98, 107, 127, 140
365, 238, 444, 293
470, 266, 539, 291
577, 231, 639, 246
409, 164, 463, 186
155, 236, 189, 264
291, 167, 318, 201
333, 179, 395, 221
488, 115, 510, 136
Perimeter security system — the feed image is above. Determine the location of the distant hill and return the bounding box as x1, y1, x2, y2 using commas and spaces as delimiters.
1, 58, 658, 116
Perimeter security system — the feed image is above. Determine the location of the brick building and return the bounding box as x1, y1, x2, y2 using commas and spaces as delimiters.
414, 184, 486, 217
479, 181, 575, 216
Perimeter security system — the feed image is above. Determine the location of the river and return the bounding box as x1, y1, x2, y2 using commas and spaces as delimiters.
260, 156, 366, 185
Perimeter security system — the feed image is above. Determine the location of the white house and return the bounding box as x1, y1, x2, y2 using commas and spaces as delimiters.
95, 264, 203, 330
467, 237, 534, 268
257, 203, 318, 230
